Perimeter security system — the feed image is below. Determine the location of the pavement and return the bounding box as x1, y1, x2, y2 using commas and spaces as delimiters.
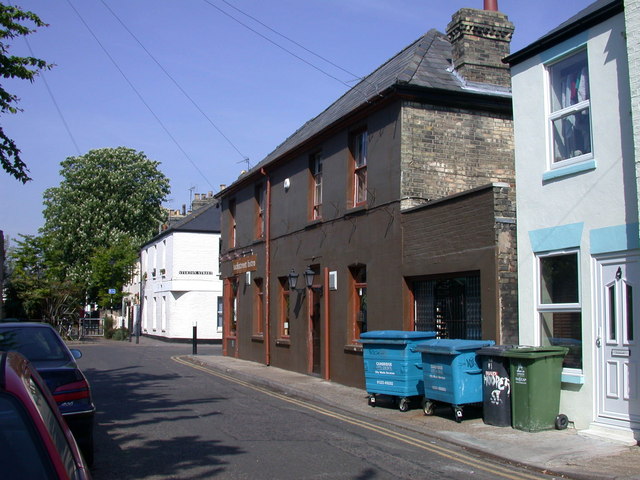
177, 350, 640, 480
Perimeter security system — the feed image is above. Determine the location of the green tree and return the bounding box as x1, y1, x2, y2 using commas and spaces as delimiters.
42, 147, 170, 288
6, 234, 82, 322
0, 3, 53, 183
89, 237, 138, 309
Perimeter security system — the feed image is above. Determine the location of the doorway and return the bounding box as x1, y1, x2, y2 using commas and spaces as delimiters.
595, 254, 639, 430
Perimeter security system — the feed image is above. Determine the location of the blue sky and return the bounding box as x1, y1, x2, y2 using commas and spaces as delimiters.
0, 0, 594, 242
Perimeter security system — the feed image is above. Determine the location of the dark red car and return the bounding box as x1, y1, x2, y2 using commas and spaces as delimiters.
0, 350, 91, 479
0, 322, 95, 465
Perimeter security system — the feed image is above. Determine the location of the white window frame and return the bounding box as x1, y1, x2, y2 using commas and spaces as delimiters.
545, 47, 593, 171
536, 249, 582, 374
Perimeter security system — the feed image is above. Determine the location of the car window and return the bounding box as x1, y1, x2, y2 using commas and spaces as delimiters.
0, 327, 70, 362
26, 376, 79, 477
0, 393, 57, 479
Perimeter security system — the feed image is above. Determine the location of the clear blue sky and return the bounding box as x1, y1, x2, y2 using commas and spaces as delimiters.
0, 0, 594, 242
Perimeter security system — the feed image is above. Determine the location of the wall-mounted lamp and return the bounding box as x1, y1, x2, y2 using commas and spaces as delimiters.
288, 266, 322, 292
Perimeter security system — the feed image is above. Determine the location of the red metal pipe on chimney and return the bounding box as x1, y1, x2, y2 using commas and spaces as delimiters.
484, 0, 498, 11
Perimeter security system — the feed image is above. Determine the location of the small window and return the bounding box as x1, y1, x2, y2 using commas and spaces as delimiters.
229, 199, 237, 248
279, 277, 290, 337
254, 184, 265, 239
350, 130, 368, 207
349, 265, 367, 343
217, 296, 223, 331
310, 152, 323, 220
548, 49, 591, 167
538, 252, 582, 369
253, 278, 264, 336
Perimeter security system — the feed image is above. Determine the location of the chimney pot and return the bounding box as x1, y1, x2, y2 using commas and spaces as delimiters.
484, 0, 498, 11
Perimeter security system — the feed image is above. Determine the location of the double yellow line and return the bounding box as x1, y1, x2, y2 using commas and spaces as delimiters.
172, 356, 556, 480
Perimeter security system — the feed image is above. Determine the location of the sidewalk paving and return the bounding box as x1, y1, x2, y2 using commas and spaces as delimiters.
181, 352, 640, 480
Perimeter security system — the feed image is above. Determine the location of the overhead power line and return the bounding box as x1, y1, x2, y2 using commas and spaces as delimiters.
201, 0, 366, 92
98, 0, 250, 166
64, 0, 215, 190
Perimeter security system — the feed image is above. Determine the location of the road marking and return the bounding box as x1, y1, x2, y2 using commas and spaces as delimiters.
172, 356, 558, 480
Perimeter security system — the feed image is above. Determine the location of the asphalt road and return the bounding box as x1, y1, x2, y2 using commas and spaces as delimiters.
76, 338, 554, 480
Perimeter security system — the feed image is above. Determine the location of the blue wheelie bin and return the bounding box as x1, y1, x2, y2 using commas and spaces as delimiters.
358, 330, 436, 411
414, 339, 495, 422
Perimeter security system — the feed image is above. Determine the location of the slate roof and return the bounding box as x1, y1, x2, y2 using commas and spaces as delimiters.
142, 201, 220, 248
506, 0, 623, 66
223, 28, 512, 191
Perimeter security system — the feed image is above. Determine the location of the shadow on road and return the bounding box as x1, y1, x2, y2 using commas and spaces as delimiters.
85, 363, 244, 479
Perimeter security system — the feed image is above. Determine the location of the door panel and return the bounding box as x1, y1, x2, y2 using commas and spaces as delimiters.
597, 256, 639, 426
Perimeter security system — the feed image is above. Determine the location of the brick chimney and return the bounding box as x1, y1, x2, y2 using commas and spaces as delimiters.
446, 4, 514, 87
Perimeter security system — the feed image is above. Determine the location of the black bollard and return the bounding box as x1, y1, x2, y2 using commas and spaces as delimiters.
192, 324, 198, 355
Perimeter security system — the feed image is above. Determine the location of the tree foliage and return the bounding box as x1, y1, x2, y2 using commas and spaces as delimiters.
42, 147, 170, 286
5, 234, 82, 322
0, 3, 53, 183
89, 237, 139, 309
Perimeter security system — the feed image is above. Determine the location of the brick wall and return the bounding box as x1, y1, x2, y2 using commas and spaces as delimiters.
446, 8, 514, 87
400, 101, 514, 209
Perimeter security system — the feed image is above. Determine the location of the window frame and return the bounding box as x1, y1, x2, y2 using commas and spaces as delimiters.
279, 277, 290, 339
348, 265, 367, 344
310, 151, 323, 220
254, 184, 265, 239
546, 47, 593, 171
228, 199, 237, 249
253, 277, 264, 336
350, 129, 368, 208
536, 250, 583, 371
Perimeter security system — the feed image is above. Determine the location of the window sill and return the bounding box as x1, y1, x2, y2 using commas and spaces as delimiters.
276, 338, 291, 347
251, 334, 264, 343
345, 205, 367, 217
306, 219, 322, 229
344, 344, 363, 354
252, 237, 265, 245
561, 371, 584, 385
543, 159, 596, 182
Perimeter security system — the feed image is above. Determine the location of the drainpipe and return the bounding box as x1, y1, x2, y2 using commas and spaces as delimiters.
261, 168, 271, 366
484, 0, 498, 11
323, 267, 330, 380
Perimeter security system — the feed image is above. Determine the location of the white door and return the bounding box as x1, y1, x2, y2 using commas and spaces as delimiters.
596, 255, 639, 428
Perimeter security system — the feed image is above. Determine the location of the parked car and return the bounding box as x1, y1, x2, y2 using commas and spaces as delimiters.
0, 350, 92, 479
0, 322, 95, 465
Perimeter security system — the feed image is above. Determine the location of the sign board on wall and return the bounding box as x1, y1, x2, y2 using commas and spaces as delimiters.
232, 255, 257, 275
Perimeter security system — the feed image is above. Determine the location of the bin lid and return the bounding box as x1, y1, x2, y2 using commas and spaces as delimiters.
357, 330, 437, 343
413, 338, 495, 354
476, 344, 519, 357
502, 346, 569, 359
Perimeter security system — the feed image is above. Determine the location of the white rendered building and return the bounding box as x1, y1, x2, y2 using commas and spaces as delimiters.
507, 0, 639, 442
140, 201, 223, 341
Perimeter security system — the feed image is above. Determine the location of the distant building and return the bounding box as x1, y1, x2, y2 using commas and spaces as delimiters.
137, 200, 223, 342
215, 5, 518, 387
507, 0, 638, 441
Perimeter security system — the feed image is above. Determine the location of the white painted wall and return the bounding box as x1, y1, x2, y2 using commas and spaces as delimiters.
141, 230, 222, 340
512, 13, 635, 430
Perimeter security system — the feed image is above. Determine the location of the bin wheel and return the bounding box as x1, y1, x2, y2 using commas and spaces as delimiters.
422, 399, 435, 416
555, 414, 569, 430
398, 397, 410, 412
453, 406, 463, 423
368, 394, 376, 407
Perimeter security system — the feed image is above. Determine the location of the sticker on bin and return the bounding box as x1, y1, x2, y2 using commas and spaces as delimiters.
374, 361, 395, 375
514, 364, 527, 385
376, 380, 394, 386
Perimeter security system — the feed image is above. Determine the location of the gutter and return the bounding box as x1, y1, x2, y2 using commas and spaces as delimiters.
505, 0, 623, 66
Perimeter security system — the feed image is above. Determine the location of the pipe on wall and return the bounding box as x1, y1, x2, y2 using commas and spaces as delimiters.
260, 168, 271, 366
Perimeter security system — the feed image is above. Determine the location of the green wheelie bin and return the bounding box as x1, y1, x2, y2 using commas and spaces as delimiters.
503, 346, 569, 432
